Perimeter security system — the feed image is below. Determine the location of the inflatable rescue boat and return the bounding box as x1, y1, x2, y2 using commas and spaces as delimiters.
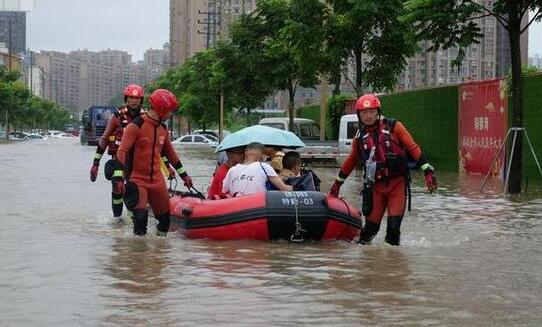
169, 191, 362, 242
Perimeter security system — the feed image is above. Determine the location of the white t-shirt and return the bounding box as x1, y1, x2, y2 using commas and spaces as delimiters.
222, 161, 277, 196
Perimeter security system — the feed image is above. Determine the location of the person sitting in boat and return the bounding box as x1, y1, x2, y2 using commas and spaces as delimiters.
207, 147, 245, 199
222, 142, 293, 197
279, 151, 302, 179
263, 146, 285, 173
279, 151, 317, 191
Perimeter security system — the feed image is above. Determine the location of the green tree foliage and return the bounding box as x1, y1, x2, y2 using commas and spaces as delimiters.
401, 0, 542, 193
325, 0, 417, 96
327, 94, 354, 140
230, 0, 328, 131
0, 67, 71, 135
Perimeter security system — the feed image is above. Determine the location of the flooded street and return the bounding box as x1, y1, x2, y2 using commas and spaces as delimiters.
1, 139, 541, 326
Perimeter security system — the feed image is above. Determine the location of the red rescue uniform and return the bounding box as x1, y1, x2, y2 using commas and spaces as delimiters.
340, 119, 422, 224
117, 114, 182, 214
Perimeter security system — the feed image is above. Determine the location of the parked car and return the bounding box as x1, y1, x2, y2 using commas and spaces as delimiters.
194, 129, 230, 140
172, 134, 218, 148
22, 133, 48, 140
7, 132, 27, 140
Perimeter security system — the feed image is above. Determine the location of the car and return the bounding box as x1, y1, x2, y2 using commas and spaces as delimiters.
22, 133, 48, 140
7, 131, 27, 140
172, 134, 218, 148
194, 129, 230, 140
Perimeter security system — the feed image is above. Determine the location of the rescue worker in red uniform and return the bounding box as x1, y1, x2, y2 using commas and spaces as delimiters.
329, 94, 438, 246
114, 89, 193, 236
89, 84, 145, 221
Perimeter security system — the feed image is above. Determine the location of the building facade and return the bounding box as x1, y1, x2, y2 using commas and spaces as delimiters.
394, 7, 529, 91
169, 0, 256, 66
0, 11, 25, 55
35, 45, 170, 113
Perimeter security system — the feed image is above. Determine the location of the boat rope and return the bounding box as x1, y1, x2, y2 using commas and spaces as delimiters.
290, 192, 306, 243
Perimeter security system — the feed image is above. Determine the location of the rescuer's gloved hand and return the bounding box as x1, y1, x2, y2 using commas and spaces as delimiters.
180, 173, 193, 188
114, 180, 126, 195
329, 180, 343, 197
167, 165, 176, 180
90, 164, 99, 182
423, 165, 438, 193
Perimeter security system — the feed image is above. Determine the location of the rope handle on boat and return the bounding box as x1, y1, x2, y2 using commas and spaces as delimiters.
188, 186, 206, 199
168, 180, 205, 199
290, 192, 306, 243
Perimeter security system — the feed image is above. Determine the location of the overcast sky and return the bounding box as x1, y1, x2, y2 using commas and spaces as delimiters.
26, 0, 542, 61
27, 0, 169, 61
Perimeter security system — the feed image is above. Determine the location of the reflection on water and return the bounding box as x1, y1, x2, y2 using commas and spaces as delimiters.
1, 139, 542, 326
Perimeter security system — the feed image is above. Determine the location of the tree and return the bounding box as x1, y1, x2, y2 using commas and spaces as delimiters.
324, 0, 418, 96
402, 0, 542, 193
231, 0, 328, 131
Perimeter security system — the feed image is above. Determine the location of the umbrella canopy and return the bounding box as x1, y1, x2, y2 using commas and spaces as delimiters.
216, 125, 305, 152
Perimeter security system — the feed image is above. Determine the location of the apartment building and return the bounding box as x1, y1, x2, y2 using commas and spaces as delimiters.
35, 45, 169, 113
169, 0, 256, 66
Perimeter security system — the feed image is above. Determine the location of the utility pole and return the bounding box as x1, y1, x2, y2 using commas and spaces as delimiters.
197, 1, 223, 138
8, 19, 12, 72
29, 50, 33, 94
5, 19, 13, 139
319, 76, 328, 141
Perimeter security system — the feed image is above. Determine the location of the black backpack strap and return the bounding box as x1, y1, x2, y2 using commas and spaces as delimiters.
132, 116, 144, 128
383, 117, 397, 133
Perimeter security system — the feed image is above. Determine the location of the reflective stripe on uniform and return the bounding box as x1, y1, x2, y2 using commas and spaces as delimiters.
176, 166, 186, 175
161, 156, 168, 162
94, 153, 103, 160
113, 170, 123, 178
336, 176, 345, 182
421, 163, 432, 171
109, 136, 115, 141
112, 198, 124, 205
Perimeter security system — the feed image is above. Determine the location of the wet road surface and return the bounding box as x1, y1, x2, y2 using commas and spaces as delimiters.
1, 138, 541, 326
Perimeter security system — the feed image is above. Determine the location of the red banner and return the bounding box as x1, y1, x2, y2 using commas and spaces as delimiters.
459, 79, 508, 177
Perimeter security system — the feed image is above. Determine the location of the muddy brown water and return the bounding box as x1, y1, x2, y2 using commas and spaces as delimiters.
1, 139, 541, 326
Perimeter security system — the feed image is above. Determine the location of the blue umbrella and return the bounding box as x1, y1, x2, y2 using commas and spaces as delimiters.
216, 125, 305, 152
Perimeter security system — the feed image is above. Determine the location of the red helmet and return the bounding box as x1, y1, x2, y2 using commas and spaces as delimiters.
149, 89, 178, 119
355, 94, 381, 111
124, 84, 144, 98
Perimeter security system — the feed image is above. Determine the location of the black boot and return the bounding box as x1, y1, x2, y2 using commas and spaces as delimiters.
155, 212, 171, 237
111, 192, 123, 218
385, 216, 403, 246
359, 220, 381, 244
132, 209, 148, 236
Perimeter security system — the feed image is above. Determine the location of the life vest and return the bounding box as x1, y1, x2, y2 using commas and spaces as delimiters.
107, 107, 144, 155
356, 118, 408, 181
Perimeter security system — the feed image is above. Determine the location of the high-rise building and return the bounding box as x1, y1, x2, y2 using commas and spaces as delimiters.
0, 11, 25, 55
169, 0, 256, 66
35, 45, 170, 113
394, 4, 529, 91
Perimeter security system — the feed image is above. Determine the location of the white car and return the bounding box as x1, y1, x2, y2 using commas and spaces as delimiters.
194, 129, 230, 140
22, 133, 48, 140
172, 134, 218, 148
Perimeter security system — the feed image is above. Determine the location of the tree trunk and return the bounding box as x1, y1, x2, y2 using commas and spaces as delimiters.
288, 85, 295, 132
507, 11, 523, 194
330, 69, 341, 95
4, 110, 8, 140
354, 46, 363, 96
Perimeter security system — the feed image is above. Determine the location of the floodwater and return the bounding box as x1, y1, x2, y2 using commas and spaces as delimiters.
1, 138, 541, 326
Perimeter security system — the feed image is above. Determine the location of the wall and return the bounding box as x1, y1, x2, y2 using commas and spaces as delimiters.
519, 72, 542, 181
380, 85, 459, 171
